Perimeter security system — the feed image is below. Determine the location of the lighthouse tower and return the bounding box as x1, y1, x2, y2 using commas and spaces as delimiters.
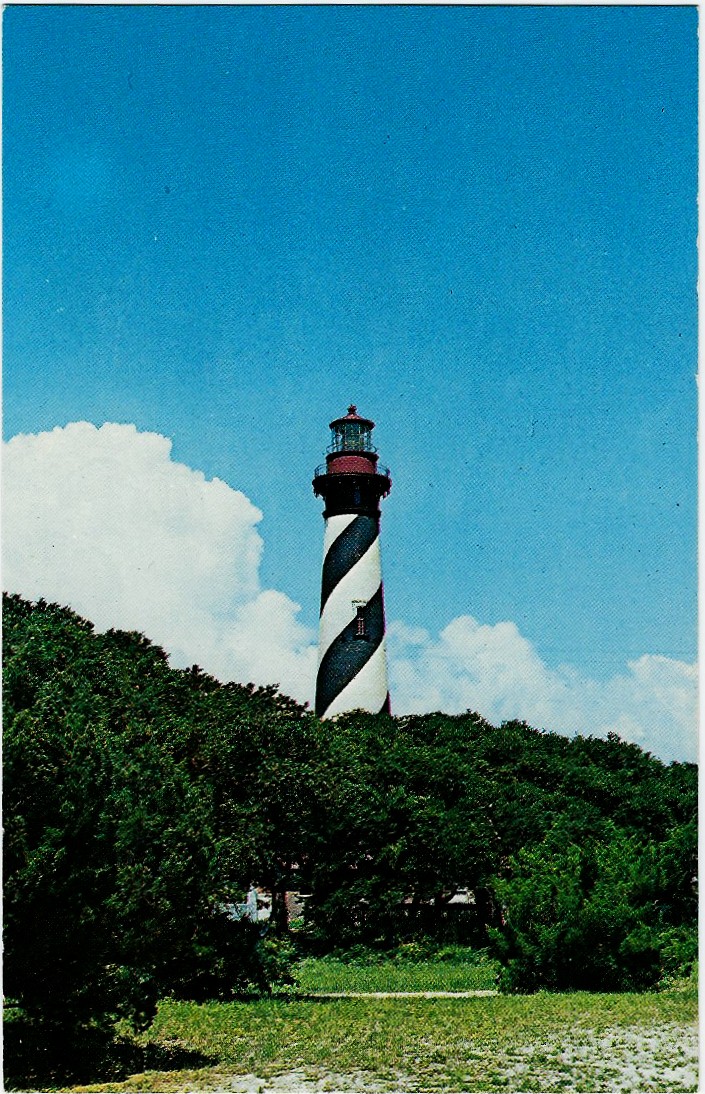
313, 406, 392, 718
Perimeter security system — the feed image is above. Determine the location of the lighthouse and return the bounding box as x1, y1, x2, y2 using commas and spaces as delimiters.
313, 406, 392, 718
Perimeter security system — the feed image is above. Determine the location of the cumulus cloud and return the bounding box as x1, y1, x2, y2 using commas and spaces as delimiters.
2, 422, 317, 703
3, 422, 696, 762
388, 617, 697, 763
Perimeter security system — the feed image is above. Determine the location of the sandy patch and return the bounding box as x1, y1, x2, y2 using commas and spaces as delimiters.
489, 1022, 698, 1093
214, 1022, 698, 1093
221, 1071, 400, 1092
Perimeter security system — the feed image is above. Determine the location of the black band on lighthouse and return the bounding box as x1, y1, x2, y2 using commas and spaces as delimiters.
315, 583, 386, 717
320, 514, 380, 614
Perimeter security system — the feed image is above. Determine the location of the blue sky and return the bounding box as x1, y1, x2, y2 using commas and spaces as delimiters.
3, 6, 697, 757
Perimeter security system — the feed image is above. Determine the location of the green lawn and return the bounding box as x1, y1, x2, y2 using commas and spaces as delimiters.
68, 990, 697, 1093
292, 952, 500, 993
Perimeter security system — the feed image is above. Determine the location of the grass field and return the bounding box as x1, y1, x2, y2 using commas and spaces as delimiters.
6, 955, 696, 1092
291, 951, 500, 994
67, 989, 698, 1094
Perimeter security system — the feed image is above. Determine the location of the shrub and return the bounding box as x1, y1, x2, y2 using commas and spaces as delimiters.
490, 823, 697, 993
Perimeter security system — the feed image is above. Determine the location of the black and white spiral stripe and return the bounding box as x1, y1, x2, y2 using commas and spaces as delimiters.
315, 512, 390, 718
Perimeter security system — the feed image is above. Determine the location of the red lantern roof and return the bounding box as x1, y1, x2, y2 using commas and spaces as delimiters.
329, 404, 375, 430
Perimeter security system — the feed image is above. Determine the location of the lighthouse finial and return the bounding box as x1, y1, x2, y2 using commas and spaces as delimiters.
348, 404, 357, 416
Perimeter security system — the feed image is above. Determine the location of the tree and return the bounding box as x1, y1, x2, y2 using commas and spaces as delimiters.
488, 819, 696, 992
300, 712, 502, 950
3, 594, 295, 1048
5, 591, 697, 1026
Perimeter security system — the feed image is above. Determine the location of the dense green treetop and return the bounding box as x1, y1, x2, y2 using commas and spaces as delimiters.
3, 592, 697, 1026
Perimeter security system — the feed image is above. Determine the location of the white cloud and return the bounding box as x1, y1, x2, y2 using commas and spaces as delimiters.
3, 422, 696, 762
2, 422, 317, 704
388, 618, 697, 764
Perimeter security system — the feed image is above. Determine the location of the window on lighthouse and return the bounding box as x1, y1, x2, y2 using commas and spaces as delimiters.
354, 604, 367, 638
